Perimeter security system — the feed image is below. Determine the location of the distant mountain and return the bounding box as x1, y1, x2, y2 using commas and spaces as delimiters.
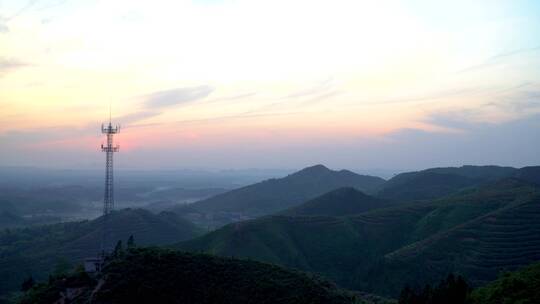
19, 247, 365, 304
170, 165, 385, 226
513, 166, 540, 185
177, 178, 540, 296
281, 187, 392, 217
421, 165, 516, 180
0, 209, 202, 298
376, 165, 517, 201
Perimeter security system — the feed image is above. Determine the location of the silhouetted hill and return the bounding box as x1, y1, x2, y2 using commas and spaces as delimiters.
376, 165, 517, 201
282, 187, 392, 216
177, 178, 539, 296
19, 247, 365, 304
423, 165, 516, 180
513, 166, 540, 185
171, 165, 385, 226
0, 209, 202, 298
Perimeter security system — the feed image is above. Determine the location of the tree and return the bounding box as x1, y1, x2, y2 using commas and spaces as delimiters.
21, 275, 35, 292
113, 240, 123, 257
398, 274, 471, 304
399, 285, 415, 304
127, 235, 135, 248
53, 258, 72, 278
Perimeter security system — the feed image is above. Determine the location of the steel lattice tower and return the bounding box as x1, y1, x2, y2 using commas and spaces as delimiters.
100, 120, 120, 254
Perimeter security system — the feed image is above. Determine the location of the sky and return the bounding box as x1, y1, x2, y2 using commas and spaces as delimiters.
1, 0, 539, 172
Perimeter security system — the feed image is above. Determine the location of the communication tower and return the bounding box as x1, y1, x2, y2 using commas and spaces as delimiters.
100, 117, 120, 254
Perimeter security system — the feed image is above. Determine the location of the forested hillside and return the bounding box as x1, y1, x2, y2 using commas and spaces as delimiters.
18, 247, 374, 304
0, 209, 202, 299
470, 261, 540, 304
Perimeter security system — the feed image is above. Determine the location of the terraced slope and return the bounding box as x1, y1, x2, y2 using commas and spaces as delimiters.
281, 187, 392, 216
0, 209, 202, 298
178, 179, 538, 295
371, 184, 540, 295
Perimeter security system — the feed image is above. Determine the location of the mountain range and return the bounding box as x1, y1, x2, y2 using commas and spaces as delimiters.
170, 165, 540, 228
177, 168, 540, 296
5, 164, 540, 302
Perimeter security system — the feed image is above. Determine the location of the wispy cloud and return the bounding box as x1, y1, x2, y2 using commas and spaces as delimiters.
0, 0, 39, 33
238, 78, 338, 115
374, 113, 540, 169
206, 92, 256, 103
283, 77, 334, 99
299, 90, 341, 105
129, 110, 305, 129
118, 85, 215, 127
423, 88, 540, 130
35, 0, 70, 12
349, 82, 535, 109
458, 45, 540, 74
0, 18, 8, 33
1, 0, 69, 33
6, 0, 39, 20
143, 85, 214, 108
0, 58, 29, 75
116, 110, 161, 126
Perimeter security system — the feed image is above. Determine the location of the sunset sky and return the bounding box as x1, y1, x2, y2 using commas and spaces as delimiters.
1, 0, 539, 171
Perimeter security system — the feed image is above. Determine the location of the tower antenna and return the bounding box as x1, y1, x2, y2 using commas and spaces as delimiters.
82, 106, 121, 274
100, 109, 120, 256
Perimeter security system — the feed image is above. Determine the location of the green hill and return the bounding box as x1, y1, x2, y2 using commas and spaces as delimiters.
0, 209, 202, 299
369, 179, 540, 295
281, 187, 393, 216
470, 261, 540, 304
177, 178, 539, 296
172, 165, 385, 226
18, 247, 367, 304
377, 165, 516, 201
